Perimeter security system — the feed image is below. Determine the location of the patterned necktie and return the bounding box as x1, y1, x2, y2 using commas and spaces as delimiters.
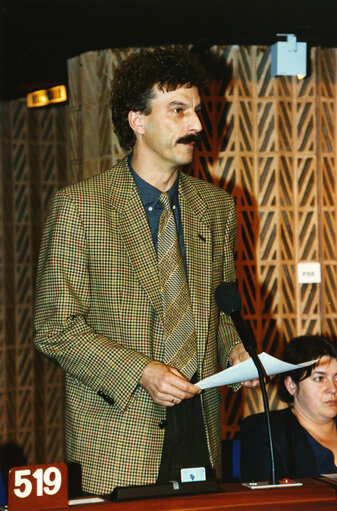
157, 192, 197, 380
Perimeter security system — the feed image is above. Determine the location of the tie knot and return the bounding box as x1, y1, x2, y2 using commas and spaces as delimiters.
159, 193, 172, 211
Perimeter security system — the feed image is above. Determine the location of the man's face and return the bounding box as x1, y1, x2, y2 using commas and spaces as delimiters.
138, 85, 202, 170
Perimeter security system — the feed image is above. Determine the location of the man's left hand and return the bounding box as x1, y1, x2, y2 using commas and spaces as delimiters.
229, 343, 260, 388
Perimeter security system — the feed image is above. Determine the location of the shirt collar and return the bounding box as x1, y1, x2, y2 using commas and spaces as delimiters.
128, 155, 179, 210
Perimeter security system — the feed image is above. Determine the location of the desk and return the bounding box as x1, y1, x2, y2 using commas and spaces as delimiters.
57, 478, 337, 511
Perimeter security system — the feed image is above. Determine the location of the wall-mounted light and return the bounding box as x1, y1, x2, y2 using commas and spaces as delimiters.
271, 34, 307, 78
26, 85, 67, 108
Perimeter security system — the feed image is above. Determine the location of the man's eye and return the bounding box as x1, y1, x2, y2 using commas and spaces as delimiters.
174, 108, 183, 113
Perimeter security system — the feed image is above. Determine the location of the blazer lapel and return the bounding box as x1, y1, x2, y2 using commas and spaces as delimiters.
108, 160, 213, 367
108, 158, 163, 321
179, 173, 212, 368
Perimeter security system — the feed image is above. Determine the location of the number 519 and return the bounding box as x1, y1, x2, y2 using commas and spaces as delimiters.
9, 463, 68, 511
14, 467, 62, 498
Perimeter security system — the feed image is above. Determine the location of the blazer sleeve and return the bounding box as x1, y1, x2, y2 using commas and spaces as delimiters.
216, 195, 242, 369
34, 191, 152, 411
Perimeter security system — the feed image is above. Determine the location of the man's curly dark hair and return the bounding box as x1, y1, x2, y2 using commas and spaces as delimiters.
110, 46, 209, 152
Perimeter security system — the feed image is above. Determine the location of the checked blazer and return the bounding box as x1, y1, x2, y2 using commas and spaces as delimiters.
34, 156, 241, 495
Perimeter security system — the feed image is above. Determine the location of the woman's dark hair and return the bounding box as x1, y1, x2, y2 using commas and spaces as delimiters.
110, 46, 209, 152
278, 335, 337, 403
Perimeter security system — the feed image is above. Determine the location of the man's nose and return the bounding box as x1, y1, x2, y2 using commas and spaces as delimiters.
187, 111, 202, 132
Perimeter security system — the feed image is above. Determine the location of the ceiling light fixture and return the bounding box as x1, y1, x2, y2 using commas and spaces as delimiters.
26, 85, 67, 108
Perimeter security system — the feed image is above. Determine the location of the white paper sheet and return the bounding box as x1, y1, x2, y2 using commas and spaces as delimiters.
321, 473, 337, 481
69, 497, 105, 505
197, 352, 317, 390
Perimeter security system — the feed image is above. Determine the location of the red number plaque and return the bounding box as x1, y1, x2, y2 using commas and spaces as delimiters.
8, 462, 68, 511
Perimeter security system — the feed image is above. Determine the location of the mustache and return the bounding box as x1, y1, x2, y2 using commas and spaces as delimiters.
176, 134, 202, 147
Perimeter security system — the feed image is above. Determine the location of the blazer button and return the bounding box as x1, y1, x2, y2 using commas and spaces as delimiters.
158, 419, 168, 429
97, 390, 114, 405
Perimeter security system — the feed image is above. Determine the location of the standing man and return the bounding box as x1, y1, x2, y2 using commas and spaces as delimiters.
34, 47, 250, 495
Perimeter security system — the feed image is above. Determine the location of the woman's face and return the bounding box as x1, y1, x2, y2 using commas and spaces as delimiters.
285, 356, 337, 424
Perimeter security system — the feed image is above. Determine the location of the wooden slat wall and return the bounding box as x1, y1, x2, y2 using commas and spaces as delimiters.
0, 100, 70, 468
318, 49, 337, 337
0, 44, 337, 468
191, 46, 337, 430
67, 44, 337, 436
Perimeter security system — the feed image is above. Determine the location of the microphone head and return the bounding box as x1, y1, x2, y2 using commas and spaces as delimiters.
215, 282, 242, 314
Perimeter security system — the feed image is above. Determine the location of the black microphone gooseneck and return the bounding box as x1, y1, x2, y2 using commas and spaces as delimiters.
215, 282, 277, 485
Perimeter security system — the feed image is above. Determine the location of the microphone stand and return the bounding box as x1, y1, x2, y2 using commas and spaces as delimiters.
216, 282, 302, 488
230, 310, 277, 486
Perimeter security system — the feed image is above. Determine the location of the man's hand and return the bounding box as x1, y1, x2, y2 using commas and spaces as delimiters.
140, 361, 201, 407
229, 343, 260, 388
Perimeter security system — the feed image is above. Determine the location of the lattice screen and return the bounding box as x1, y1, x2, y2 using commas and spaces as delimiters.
192, 46, 337, 429
0, 100, 70, 469
66, 44, 337, 435
1, 44, 337, 468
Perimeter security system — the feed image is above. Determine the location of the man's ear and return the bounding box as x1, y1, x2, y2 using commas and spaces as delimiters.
284, 376, 297, 396
128, 110, 145, 135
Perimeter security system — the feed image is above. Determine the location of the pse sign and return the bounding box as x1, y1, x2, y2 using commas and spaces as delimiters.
8, 463, 68, 511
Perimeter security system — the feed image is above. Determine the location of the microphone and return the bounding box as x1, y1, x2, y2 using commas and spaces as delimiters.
215, 282, 257, 356
215, 282, 277, 486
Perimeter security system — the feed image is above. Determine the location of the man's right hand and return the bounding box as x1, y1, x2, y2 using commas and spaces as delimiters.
140, 361, 201, 407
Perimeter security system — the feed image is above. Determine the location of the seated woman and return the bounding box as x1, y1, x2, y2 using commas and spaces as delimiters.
240, 335, 337, 482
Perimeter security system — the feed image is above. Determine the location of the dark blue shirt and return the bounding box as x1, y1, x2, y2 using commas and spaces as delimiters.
304, 418, 337, 474
128, 159, 187, 266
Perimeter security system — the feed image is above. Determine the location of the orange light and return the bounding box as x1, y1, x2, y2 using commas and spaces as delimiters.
27, 85, 67, 108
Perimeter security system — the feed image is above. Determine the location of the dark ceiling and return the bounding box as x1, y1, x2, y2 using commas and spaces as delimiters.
1, 0, 337, 101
